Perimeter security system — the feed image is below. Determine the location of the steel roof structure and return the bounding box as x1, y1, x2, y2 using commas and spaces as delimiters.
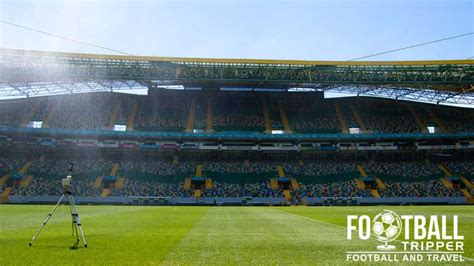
1, 48, 473, 104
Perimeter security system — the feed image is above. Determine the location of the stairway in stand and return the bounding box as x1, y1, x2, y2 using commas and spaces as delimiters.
97, 163, 122, 197
406, 105, 427, 132
126, 98, 140, 131
370, 189, 381, 198
185, 99, 196, 133
1, 187, 13, 203
349, 103, 367, 133
184, 178, 191, 190
283, 190, 292, 201
101, 188, 110, 197
278, 100, 292, 133
107, 95, 122, 129
0, 161, 33, 203
260, 96, 272, 133
206, 97, 213, 132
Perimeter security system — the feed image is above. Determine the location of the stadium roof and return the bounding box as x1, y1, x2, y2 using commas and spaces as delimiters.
1, 48, 473, 104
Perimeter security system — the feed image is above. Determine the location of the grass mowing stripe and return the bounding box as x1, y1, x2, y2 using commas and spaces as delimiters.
160, 206, 213, 264
0, 206, 207, 265
161, 207, 241, 265
161, 207, 371, 265
0, 206, 472, 265
272, 207, 410, 246
273, 206, 474, 264
0, 205, 148, 232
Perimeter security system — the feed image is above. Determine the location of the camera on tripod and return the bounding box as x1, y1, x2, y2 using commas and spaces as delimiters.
29, 161, 87, 248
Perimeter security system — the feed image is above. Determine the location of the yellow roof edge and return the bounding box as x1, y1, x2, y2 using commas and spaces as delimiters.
2, 48, 474, 66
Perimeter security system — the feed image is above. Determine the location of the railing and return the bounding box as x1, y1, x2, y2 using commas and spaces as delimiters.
0, 126, 473, 141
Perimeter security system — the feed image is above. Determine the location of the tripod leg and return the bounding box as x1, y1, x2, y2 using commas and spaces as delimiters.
76, 223, 87, 248
68, 199, 74, 236
69, 195, 87, 248
73, 222, 80, 246
29, 194, 65, 247
68, 195, 80, 246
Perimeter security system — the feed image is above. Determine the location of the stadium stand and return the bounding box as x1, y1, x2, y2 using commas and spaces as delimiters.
212, 93, 265, 132
0, 91, 473, 134
447, 161, 474, 176
362, 162, 440, 181
134, 91, 190, 132
282, 95, 341, 133
380, 180, 464, 197
47, 93, 113, 130
356, 98, 420, 133
0, 88, 473, 205
2, 156, 472, 201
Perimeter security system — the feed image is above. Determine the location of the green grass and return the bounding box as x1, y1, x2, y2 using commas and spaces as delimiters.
0, 205, 473, 265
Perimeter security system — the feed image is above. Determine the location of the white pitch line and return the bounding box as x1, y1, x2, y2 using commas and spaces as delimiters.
267, 208, 456, 249
269, 208, 346, 229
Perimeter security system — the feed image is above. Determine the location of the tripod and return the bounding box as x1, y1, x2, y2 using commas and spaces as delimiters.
29, 191, 87, 248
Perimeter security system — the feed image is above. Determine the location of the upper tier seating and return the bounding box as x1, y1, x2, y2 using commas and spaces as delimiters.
0, 91, 473, 133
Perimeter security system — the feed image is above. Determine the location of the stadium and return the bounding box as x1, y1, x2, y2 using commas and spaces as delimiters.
1, 1, 473, 265
0, 48, 473, 264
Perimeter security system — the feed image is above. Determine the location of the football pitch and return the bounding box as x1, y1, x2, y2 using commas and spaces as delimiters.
0, 205, 473, 265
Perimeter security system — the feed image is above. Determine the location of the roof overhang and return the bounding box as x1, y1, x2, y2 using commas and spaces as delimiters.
3, 48, 473, 66
0, 48, 473, 105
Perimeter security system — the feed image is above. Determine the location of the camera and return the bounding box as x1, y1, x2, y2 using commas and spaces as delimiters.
62, 175, 72, 193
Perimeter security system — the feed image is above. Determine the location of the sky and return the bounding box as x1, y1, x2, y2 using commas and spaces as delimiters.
0, 0, 473, 61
